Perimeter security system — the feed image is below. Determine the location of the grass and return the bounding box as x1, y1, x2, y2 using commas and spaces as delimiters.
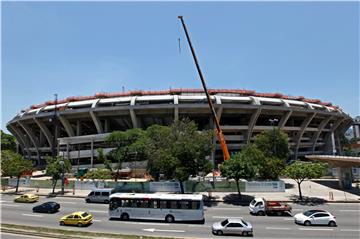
1, 223, 180, 239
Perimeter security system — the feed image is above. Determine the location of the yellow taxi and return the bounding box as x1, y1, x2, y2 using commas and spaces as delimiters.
59, 212, 93, 227
14, 193, 39, 203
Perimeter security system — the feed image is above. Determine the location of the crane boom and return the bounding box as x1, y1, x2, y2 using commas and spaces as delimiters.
178, 16, 230, 161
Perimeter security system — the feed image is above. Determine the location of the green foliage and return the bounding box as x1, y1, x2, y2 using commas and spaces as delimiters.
284, 161, 327, 199
1, 150, 33, 192
1, 130, 17, 152
97, 148, 112, 171
220, 152, 257, 196
254, 129, 290, 160
45, 156, 72, 194
85, 168, 112, 181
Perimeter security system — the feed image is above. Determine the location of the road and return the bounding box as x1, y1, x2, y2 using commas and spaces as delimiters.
1, 194, 359, 239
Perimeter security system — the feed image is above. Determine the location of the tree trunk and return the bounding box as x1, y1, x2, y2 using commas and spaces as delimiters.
15, 176, 20, 193
180, 181, 185, 194
236, 180, 241, 199
52, 179, 58, 194
297, 182, 302, 200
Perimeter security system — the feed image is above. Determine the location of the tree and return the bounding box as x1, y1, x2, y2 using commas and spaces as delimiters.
1, 130, 17, 152
97, 148, 112, 172
1, 150, 33, 192
220, 152, 257, 198
106, 128, 147, 181
254, 129, 290, 160
252, 129, 290, 179
45, 157, 71, 194
146, 119, 213, 193
284, 161, 326, 200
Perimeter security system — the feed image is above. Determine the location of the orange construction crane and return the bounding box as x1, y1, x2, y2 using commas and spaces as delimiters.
178, 16, 230, 161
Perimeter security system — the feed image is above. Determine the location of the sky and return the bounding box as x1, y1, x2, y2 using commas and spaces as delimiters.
2, 1, 359, 133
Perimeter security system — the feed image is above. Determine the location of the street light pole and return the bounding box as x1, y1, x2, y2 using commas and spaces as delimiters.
269, 119, 279, 156
60, 153, 65, 195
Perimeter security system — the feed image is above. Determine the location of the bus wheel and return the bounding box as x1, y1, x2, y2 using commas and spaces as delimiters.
165, 215, 175, 223
121, 213, 129, 221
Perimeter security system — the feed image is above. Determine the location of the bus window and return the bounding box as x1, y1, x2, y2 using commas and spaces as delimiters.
123, 199, 132, 207
140, 200, 149, 208
160, 200, 167, 209
169, 200, 177, 209
179, 201, 190, 209
150, 200, 159, 208
191, 201, 200, 209
109, 198, 121, 210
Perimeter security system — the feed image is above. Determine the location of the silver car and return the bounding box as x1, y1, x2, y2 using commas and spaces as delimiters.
294, 210, 337, 227
212, 218, 253, 236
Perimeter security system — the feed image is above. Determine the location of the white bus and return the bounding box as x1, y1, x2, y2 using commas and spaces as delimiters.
109, 193, 204, 223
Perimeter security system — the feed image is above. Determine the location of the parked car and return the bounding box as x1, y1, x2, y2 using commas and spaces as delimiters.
294, 210, 336, 227
33, 202, 60, 213
59, 211, 93, 227
212, 219, 253, 236
85, 189, 112, 203
249, 197, 292, 216
14, 194, 39, 203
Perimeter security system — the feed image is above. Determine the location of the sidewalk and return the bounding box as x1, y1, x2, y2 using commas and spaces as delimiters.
2, 178, 359, 203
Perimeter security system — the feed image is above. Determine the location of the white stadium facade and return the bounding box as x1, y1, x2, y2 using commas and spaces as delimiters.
7, 89, 353, 166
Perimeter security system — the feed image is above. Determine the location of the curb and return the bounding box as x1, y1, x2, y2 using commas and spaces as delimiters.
2, 192, 359, 203
0, 228, 91, 239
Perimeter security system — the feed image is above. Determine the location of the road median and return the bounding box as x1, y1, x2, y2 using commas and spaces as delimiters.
0, 223, 181, 239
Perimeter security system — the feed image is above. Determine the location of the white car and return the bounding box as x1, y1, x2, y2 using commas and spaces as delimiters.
212, 218, 253, 236
294, 210, 336, 227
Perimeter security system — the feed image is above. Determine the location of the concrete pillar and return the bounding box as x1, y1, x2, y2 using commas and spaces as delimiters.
338, 167, 352, 189
104, 119, 109, 133
355, 125, 360, 138
174, 95, 179, 122
90, 139, 94, 168
76, 120, 81, 136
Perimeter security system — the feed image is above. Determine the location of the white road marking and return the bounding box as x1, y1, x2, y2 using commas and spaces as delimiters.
339, 210, 360, 212
22, 213, 43, 218
340, 229, 360, 232
123, 222, 170, 226
212, 216, 242, 219
143, 228, 185, 233
188, 225, 207, 227
2, 204, 20, 207
283, 218, 295, 220
266, 227, 291, 230
298, 228, 333, 231
56, 201, 76, 204
93, 219, 102, 222
292, 209, 303, 211
89, 210, 107, 213
0, 200, 11, 203
206, 207, 240, 210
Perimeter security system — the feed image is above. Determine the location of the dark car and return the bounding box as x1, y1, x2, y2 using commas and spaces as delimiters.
33, 202, 60, 213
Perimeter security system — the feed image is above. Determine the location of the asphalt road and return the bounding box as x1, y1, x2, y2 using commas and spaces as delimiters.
1, 194, 359, 239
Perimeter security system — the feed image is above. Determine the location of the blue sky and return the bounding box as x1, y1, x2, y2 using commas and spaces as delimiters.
2, 1, 359, 132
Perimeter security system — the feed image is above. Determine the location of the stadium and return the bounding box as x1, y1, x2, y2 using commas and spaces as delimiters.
7, 89, 353, 166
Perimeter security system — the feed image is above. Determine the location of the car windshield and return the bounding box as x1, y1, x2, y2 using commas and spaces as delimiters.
250, 199, 256, 205
303, 210, 317, 217
221, 219, 229, 227
81, 212, 89, 217
241, 220, 248, 226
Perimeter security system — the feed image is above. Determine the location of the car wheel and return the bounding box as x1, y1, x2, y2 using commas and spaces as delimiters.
165, 215, 175, 223
77, 222, 83, 227
304, 220, 311, 226
85, 199, 90, 203
277, 211, 282, 216
217, 230, 223, 235
257, 211, 265, 216
60, 221, 65, 226
328, 221, 336, 227
242, 231, 248, 236
121, 213, 129, 221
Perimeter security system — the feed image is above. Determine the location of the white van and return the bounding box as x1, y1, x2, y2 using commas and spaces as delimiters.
85, 189, 112, 203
